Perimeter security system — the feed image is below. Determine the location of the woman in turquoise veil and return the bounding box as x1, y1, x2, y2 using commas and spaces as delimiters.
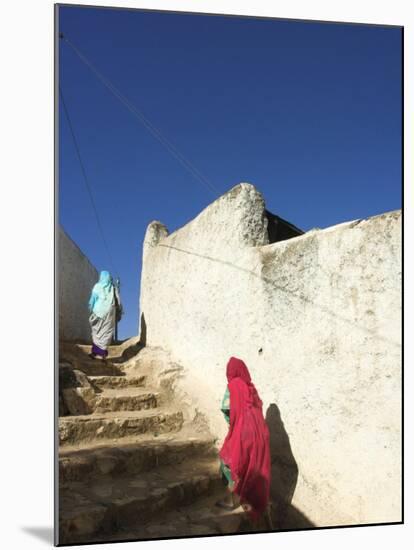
88, 271, 121, 359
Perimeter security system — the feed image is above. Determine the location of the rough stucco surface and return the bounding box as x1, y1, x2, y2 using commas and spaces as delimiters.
59, 227, 98, 342
139, 183, 402, 527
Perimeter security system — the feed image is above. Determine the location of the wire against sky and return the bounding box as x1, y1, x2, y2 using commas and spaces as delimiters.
59, 85, 117, 275
60, 33, 220, 198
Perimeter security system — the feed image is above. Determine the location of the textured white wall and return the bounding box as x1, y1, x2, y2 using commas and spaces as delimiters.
59, 227, 98, 342
139, 183, 401, 527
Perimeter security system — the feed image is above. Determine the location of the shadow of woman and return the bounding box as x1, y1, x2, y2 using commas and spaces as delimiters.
265, 403, 314, 529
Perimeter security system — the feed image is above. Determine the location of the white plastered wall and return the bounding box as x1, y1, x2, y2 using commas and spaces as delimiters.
139, 183, 401, 526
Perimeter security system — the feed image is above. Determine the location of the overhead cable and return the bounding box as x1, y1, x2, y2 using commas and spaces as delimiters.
60, 33, 219, 198
59, 85, 117, 275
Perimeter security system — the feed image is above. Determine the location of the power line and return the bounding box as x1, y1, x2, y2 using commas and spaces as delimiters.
59, 85, 117, 276
60, 33, 220, 198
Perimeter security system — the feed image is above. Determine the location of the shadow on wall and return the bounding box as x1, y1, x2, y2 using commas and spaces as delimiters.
265, 403, 315, 530
114, 315, 146, 363
111, 313, 147, 363
139, 313, 147, 347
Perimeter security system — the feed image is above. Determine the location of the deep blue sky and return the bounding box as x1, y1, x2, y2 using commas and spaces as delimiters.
58, 6, 402, 340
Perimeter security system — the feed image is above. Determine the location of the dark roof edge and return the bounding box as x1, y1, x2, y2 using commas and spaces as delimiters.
265, 210, 305, 235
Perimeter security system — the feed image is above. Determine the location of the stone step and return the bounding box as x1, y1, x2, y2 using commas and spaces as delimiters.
135, 490, 252, 539
59, 486, 270, 544
93, 388, 159, 413
88, 375, 146, 390
60, 385, 157, 417
58, 457, 222, 544
59, 409, 184, 446
59, 433, 216, 483
74, 339, 142, 363
69, 359, 124, 377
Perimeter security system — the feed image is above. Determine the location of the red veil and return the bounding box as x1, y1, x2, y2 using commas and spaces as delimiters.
219, 357, 271, 519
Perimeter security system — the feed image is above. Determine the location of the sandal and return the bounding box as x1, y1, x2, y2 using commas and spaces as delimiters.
215, 499, 240, 510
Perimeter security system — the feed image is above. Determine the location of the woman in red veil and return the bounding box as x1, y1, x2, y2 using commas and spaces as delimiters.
217, 357, 271, 524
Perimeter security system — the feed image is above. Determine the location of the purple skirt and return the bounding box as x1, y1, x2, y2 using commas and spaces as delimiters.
91, 343, 108, 358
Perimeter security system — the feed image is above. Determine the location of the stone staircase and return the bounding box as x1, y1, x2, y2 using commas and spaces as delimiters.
58, 341, 254, 544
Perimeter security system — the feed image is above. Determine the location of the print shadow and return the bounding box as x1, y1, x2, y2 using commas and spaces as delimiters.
21, 526, 54, 544
265, 403, 314, 530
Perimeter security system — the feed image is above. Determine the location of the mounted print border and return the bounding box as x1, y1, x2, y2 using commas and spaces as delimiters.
54, 3, 403, 546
